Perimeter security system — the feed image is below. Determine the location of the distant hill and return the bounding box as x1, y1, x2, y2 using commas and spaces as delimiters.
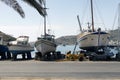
109, 29, 120, 41
55, 35, 77, 45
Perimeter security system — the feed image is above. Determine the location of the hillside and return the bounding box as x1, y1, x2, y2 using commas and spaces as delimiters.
55, 35, 77, 45
109, 29, 120, 41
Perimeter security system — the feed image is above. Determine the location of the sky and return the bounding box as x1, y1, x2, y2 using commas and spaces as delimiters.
0, 0, 120, 42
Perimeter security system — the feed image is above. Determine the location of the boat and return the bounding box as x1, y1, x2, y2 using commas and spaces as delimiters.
0, 31, 17, 59
77, 0, 110, 52
0, 36, 10, 59
35, 33, 57, 55
34, 0, 57, 60
8, 36, 34, 59
113, 3, 120, 60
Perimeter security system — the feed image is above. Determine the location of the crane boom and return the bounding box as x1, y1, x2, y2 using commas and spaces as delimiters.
77, 15, 82, 32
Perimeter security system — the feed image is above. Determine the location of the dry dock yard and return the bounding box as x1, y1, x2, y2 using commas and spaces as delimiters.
0, 60, 120, 80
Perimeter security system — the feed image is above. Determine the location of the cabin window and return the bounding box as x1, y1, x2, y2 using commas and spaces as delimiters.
17, 41, 27, 45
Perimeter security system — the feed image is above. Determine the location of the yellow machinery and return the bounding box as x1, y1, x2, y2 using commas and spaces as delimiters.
65, 51, 85, 61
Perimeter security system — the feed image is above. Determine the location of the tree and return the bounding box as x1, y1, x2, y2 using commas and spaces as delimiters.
23, 0, 46, 17
0, 0, 46, 18
1, 0, 25, 18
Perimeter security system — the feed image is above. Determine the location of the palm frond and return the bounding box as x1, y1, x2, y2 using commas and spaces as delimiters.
39, 0, 45, 5
1, 0, 25, 18
39, 0, 42, 4
23, 0, 46, 17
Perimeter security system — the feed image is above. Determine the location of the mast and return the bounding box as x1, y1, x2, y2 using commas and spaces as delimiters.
118, 3, 120, 48
44, 13, 46, 38
90, 0, 95, 32
44, 0, 46, 38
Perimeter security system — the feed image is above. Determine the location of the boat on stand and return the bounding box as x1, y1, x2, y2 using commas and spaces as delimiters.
77, 0, 110, 53
34, 0, 57, 60
0, 36, 10, 59
8, 36, 34, 60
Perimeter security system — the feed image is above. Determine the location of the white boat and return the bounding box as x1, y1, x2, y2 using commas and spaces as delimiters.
35, 34, 56, 55
77, 0, 110, 52
77, 30, 110, 52
8, 36, 34, 54
34, 0, 57, 59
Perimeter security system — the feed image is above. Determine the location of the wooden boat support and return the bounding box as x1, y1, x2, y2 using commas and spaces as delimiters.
0, 51, 11, 60
0, 45, 11, 60
11, 51, 32, 61
35, 51, 64, 61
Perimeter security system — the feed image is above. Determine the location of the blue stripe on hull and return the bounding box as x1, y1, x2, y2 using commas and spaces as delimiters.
9, 50, 33, 54
92, 32, 108, 34
0, 45, 9, 53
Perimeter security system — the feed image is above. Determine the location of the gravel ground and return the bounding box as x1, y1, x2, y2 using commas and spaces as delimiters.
0, 60, 120, 79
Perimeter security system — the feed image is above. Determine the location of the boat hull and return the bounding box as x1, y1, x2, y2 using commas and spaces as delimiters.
8, 44, 34, 54
77, 32, 110, 52
0, 45, 9, 53
35, 39, 56, 55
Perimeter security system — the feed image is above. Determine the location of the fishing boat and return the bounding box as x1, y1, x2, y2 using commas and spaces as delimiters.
8, 36, 34, 59
34, 0, 57, 60
77, 0, 110, 52
35, 33, 56, 55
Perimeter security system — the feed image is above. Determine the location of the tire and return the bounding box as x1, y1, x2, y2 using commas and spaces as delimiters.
79, 57, 83, 61
35, 52, 42, 60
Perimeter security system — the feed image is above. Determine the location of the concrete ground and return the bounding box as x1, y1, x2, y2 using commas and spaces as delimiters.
0, 60, 120, 79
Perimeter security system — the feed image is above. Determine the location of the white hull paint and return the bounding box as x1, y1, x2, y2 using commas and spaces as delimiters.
35, 39, 56, 55
77, 32, 110, 51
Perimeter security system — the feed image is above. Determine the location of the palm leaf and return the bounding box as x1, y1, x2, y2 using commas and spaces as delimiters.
23, 0, 46, 17
1, 0, 25, 18
39, 0, 45, 5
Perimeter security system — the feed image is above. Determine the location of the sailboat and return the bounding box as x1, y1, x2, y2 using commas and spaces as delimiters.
77, 0, 110, 52
114, 3, 120, 60
34, 0, 57, 60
